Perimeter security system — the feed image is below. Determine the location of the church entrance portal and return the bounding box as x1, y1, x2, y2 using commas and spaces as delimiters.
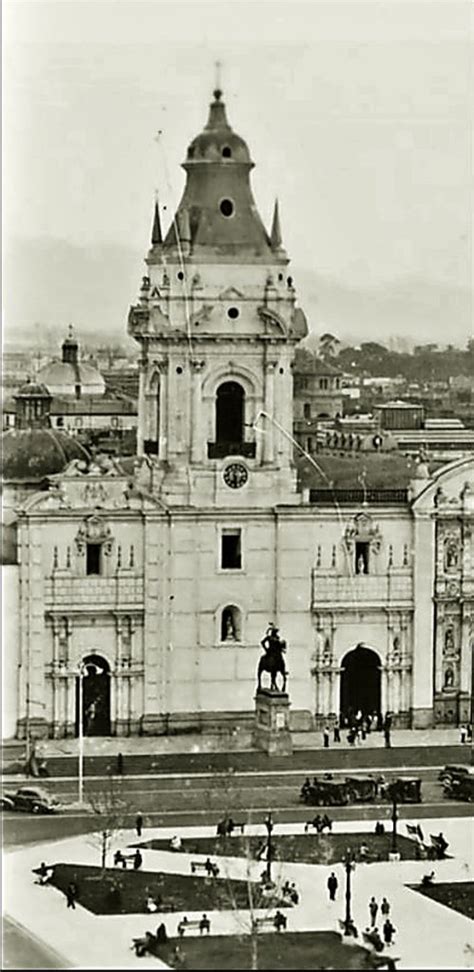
340, 644, 381, 722
75, 654, 111, 737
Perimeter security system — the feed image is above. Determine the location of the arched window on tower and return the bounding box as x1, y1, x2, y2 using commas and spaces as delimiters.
144, 372, 160, 456
208, 381, 255, 458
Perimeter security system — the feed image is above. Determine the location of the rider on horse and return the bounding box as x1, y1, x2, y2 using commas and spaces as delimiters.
257, 623, 288, 692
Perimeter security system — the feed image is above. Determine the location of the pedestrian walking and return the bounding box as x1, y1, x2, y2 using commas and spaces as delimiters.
467, 724, 472, 741
134, 848, 143, 870
459, 725, 467, 744
380, 896, 390, 917
327, 871, 338, 901
66, 882, 77, 909
323, 726, 330, 748
383, 918, 396, 945
384, 726, 391, 749
369, 896, 378, 926
333, 721, 341, 743
135, 812, 143, 837
117, 751, 124, 774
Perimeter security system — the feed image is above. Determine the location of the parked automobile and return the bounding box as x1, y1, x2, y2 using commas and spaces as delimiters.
438, 764, 470, 784
344, 776, 378, 803
385, 777, 422, 804
1, 795, 15, 811
442, 766, 474, 802
2, 786, 59, 814
302, 779, 349, 807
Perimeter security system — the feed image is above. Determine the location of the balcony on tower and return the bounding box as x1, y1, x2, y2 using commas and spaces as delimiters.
208, 440, 256, 459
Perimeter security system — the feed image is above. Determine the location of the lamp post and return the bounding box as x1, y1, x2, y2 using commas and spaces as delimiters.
72, 661, 104, 806
391, 793, 398, 855
343, 850, 356, 936
264, 811, 274, 882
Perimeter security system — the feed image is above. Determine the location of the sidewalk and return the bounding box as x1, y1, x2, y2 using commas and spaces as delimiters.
26, 727, 465, 759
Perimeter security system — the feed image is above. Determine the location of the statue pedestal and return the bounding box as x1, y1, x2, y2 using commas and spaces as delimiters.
253, 689, 293, 756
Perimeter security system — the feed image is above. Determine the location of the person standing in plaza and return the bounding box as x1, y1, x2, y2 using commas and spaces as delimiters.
323, 726, 330, 748
66, 882, 77, 909
333, 720, 341, 743
369, 896, 378, 926
383, 918, 396, 945
135, 811, 143, 837
327, 872, 338, 901
380, 896, 391, 918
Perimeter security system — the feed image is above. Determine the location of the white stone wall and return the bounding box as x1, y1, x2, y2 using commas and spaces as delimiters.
2, 565, 20, 738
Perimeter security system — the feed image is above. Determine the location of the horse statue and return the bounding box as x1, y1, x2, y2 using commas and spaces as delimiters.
257, 624, 288, 693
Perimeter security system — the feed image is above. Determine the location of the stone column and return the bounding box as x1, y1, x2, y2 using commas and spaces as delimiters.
157, 360, 169, 460
190, 360, 205, 463
412, 513, 436, 726
262, 361, 276, 464
137, 359, 147, 455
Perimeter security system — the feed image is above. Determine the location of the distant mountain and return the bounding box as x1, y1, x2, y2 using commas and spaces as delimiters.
3, 236, 471, 349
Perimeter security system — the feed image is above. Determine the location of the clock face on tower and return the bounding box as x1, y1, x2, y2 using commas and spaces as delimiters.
223, 463, 248, 489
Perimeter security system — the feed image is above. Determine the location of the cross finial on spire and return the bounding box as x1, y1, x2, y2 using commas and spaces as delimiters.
214, 59, 223, 100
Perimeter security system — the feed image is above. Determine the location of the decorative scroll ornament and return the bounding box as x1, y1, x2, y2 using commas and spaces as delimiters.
75, 514, 114, 555
344, 512, 382, 555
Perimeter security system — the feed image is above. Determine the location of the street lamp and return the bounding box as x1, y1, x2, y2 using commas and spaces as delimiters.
342, 849, 356, 936
264, 811, 274, 882
71, 660, 104, 806
391, 792, 398, 855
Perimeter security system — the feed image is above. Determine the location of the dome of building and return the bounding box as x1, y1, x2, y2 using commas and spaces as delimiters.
35, 327, 106, 398
15, 380, 52, 399
1, 429, 89, 480
185, 90, 253, 166
36, 359, 105, 398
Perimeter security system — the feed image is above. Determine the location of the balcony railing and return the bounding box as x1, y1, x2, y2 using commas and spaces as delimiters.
311, 569, 413, 607
309, 488, 409, 506
208, 441, 256, 460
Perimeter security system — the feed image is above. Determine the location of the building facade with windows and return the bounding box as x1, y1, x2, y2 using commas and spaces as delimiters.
3, 89, 473, 740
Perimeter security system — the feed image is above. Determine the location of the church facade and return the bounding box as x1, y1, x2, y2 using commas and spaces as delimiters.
4, 89, 473, 740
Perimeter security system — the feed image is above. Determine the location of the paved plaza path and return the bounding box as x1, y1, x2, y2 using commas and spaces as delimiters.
3, 816, 473, 969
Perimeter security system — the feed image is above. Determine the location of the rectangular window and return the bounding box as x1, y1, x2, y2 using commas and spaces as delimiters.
86, 543, 101, 575
306, 437, 313, 453
221, 530, 242, 570
303, 403, 311, 419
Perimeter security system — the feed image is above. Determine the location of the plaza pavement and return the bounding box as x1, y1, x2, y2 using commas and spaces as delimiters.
3, 814, 472, 970
32, 727, 463, 758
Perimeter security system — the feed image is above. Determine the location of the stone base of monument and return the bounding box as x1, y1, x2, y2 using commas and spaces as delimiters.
253, 689, 293, 756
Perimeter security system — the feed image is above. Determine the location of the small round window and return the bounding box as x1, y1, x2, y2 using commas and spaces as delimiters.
227, 307, 239, 320
177, 271, 184, 281
222, 146, 232, 159
220, 198, 234, 218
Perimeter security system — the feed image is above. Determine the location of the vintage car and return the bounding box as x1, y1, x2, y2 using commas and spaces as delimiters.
438, 764, 470, 784
385, 777, 422, 804
344, 776, 378, 803
442, 766, 474, 802
302, 779, 349, 807
2, 786, 59, 814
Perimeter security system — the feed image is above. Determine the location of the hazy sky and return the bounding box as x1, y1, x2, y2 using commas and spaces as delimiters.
3, 0, 472, 343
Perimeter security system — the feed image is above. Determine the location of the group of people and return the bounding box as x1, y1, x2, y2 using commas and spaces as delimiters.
114, 848, 143, 870
281, 880, 299, 905
326, 877, 396, 951
321, 711, 393, 748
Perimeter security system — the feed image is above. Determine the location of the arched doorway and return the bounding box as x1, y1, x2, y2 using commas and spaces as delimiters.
75, 654, 111, 737
340, 644, 381, 722
216, 381, 244, 448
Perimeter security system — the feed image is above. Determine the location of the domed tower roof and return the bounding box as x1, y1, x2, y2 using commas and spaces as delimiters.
1, 429, 89, 480
156, 89, 283, 264
36, 327, 105, 398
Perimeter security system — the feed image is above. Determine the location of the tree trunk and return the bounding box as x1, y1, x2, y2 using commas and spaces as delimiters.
250, 932, 258, 971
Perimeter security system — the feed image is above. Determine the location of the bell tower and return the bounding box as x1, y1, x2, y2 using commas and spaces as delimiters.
128, 87, 308, 506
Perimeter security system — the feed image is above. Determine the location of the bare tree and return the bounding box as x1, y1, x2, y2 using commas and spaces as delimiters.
87, 777, 130, 872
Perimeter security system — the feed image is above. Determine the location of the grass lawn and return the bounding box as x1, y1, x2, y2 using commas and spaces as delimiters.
136, 832, 418, 865
409, 881, 474, 920
49, 863, 284, 915
152, 931, 375, 970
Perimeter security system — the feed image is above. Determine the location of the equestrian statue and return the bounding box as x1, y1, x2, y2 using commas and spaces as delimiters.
257, 624, 288, 693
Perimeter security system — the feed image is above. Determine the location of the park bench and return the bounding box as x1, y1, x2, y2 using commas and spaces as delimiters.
304, 814, 332, 834
132, 933, 156, 957
190, 860, 220, 876
177, 916, 211, 936
253, 913, 287, 932
114, 851, 138, 868
32, 864, 55, 885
